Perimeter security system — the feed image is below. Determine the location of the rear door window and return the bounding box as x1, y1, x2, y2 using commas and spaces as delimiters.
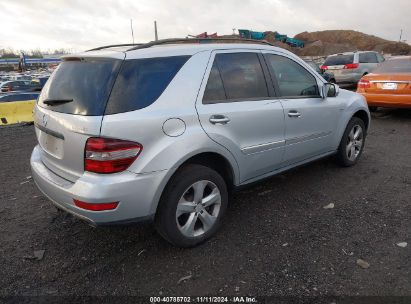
105, 56, 190, 114
205, 52, 268, 102
266, 54, 320, 98
359, 52, 378, 63
324, 55, 354, 66
202, 61, 227, 103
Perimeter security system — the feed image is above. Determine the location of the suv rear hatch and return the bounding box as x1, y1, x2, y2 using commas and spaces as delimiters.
321, 54, 358, 75
34, 53, 124, 182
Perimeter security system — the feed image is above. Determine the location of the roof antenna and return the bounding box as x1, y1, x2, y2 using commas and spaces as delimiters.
130, 19, 135, 44
154, 21, 158, 41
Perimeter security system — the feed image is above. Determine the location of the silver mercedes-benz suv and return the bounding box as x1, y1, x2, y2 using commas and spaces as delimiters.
31, 38, 370, 247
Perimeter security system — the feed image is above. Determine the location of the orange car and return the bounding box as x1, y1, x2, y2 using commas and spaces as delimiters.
357, 56, 411, 111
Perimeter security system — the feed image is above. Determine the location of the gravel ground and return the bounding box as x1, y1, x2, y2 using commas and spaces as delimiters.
0, 109, 410, 298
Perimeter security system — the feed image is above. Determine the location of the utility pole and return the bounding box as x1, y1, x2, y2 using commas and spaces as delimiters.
154, 21, 158, 41
130, 19, 135, 44
399, 29, 403, 42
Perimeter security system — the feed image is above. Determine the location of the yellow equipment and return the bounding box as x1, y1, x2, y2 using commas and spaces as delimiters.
0, 100, 36, 125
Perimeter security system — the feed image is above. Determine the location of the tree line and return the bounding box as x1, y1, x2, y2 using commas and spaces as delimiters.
0, 48, 72, 58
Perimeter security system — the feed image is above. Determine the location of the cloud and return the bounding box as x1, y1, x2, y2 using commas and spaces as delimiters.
0, 0, 409, 52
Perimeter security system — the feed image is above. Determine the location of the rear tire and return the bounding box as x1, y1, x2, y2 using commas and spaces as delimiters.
335, 117, 366, 167
155, 164, 228, 247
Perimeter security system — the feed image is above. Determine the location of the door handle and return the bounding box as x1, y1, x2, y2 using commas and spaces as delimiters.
288, 111, 301, 118
209, 115, 231, 125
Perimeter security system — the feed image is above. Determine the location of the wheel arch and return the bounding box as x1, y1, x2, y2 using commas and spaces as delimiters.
180, 152, 236, 191
352, 109, 370, 131
149, 149, 239, 215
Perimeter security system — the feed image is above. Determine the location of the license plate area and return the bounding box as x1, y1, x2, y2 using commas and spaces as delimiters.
381, 82, 398, 90
36, 128, 64, 159
327, 66, 344, 71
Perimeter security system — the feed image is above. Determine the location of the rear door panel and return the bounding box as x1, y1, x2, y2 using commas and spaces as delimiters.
196, 50, 285, 182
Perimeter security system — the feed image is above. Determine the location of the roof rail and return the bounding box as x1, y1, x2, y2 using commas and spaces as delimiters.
86, 43, 143, 52
126, 37, 275, 51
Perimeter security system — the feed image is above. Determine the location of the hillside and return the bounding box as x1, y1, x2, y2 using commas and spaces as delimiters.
293, 30, 411, 56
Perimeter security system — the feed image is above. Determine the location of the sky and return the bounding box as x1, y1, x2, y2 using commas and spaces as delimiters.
0, 0, 410, 53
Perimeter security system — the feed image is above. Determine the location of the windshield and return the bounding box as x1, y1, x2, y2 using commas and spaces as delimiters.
373, 59, 411, 73
324, 54, 354, 66
37, 59, 122, 116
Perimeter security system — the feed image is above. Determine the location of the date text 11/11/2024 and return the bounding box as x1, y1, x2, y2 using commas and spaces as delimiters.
149, 296, 258, 303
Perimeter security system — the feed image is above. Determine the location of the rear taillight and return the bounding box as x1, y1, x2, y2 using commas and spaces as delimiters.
74, 199, 119, 211
358, 79, 371, 89
85, 137, 142, 174
320, 65, 328, 70
344, 63, 359, 69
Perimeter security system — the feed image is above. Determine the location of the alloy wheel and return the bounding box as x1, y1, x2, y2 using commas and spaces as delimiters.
346, 124, 363, 161
176, 180, 221, 238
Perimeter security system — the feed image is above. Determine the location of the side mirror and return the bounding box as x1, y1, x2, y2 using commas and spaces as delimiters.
322, 83, 339, 98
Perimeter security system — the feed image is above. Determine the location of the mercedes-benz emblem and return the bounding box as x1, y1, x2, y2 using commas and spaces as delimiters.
42, 114, 48, 127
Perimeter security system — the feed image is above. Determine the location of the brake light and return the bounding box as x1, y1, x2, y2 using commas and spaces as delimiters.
85, 137, 142, 174
358, 79, 371, 89
74, 199, 119, 211
320, 65, 328, 70
344, 63, 359, 69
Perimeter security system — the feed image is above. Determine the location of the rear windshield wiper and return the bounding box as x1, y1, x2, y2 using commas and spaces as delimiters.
43, 98, 73, 106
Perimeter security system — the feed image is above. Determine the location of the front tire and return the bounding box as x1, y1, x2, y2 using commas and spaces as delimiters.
155, 164, 228, 247
335, 117, 366, 167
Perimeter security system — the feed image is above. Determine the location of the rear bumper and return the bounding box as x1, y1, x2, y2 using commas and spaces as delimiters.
334, 72, 362, 85
31, 145, 167, 225
359, 93, 411, 108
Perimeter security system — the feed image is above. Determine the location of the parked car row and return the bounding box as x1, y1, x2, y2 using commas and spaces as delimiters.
319, 51, 410, 110
0, 92, 39, 102
0, 71, 50, 91
0, 77, 49, 93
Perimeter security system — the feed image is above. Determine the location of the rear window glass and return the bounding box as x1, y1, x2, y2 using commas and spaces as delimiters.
38, 59, 122, 116
324, 55, 354, 66
105, 56, 190, 114
373, 59, 411, 73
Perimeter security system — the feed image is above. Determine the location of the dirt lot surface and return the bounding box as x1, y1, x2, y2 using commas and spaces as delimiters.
1, 109, 410, 298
